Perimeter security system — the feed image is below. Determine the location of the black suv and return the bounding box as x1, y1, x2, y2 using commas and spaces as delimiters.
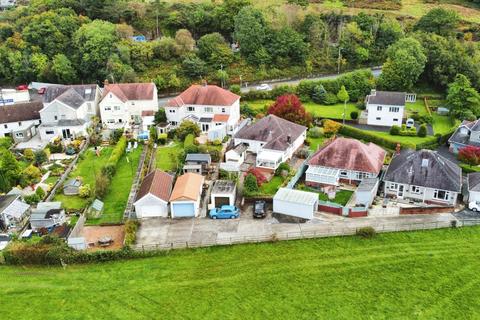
253, 201, 266, 219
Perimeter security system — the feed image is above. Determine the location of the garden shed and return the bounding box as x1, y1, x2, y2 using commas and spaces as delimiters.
355, 178, 379, 207
63, 178, 82, 195
87, 199, 104, 219
211, 180, 236, 208
273, 188, 318, 220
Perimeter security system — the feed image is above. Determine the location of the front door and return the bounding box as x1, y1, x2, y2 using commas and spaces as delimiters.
202, 123, 210, 132
398, 185, 404, 198
62, 128, 71, 139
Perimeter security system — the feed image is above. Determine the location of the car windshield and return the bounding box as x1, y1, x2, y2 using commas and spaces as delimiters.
255, 203, 264, 211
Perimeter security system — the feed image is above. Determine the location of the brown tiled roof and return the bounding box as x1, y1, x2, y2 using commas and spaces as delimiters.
0, 101, 42, 123
169, 173, 204, 202
135, 170, 173, 202
213, 114, 229, 122
308, 137, 386, 174
168, 85, 240, 107
102, 83, 155, 102
234, 114, 306, 151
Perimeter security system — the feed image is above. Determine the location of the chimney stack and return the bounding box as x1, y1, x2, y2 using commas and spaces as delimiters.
287, 135, 291, 144
104, 79, 109, 86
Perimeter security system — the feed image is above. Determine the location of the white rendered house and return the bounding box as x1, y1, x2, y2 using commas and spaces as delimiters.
38, 84, 101, 141
0, 101, 43, 143
365, 90, 407, 127
165, 84, 240, 135
99, 83, 158, 130
233, 115, 306, 170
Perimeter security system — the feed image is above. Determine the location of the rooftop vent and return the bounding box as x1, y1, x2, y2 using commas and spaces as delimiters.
421, 158, 429, 168
85, 88, 92, 95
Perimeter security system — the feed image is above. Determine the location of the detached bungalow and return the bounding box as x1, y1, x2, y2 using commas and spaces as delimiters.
233, 114, 306, 170
170, 173, 204, 218
0, 195, 30, 230
134, 170, 173, 218
306, 137, 385, 189
448, 119, 480, 154
383, 149, 462, 206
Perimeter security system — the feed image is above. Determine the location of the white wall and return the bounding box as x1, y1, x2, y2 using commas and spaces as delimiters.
469, 190, 480, 203
0, 119, 40, 138
0, 90, 30, 105
273, 199, 315, 220
134, 194, 169, 218
40, 101, 78, 124
211, 193, 235, 207
384, 181, 458, 205
367, 103, 404, 127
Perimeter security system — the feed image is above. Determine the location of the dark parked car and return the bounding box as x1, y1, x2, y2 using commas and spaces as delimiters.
253, 201, 266, 219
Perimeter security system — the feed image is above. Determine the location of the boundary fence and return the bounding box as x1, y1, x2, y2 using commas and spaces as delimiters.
132, 219, 454, 252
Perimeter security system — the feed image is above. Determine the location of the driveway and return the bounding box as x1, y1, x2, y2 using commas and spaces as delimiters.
136, 205, 458, 247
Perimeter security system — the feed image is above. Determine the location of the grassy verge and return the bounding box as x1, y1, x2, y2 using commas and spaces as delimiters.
3, 227, 480, 318
87, 146, 143, 225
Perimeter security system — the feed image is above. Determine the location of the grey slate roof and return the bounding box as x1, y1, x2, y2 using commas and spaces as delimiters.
367, 91, 406, 106
449, 120, 480, 147
0, 195, 19, 213
234, 114, 306, 151
468, 173, 480, 192
43, 85, 97, 108
185, 153, 211, 163
64, 179, 82, 188
384, 149, 462, 192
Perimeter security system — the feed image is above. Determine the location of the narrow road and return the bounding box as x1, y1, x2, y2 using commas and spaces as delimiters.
158, 67, 382, 106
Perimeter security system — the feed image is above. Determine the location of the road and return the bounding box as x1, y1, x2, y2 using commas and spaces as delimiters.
158, 67, 382, 106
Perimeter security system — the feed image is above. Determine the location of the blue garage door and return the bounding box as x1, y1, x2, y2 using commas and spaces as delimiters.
172, 203, 195, 217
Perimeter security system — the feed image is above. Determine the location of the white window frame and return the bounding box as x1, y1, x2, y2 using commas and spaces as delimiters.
187, 106, 195, 112
15, 132, 24, 138
389, 107, 399, 113
433, 189, 450, 201
204, 107, 213, 113
377, 106, 382, 111
388, 182, 398, 190
105, 106, 112, 111
114, 106, 121, 111
411, 186, 421, 194
169, 109, 175, 113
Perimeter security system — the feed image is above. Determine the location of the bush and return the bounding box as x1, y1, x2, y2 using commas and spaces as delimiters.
23, 164, 42, 185
24, 148, 34, 161
339, 123, 416, 150
390, 125, 401, 135
158, 133, 168, 145
110, 128, 124, 144
356, 226, 376, 239
47, 140, 64, 153
183, 134, 198, 153
246, 168, 267, 186
24, 194, 41, 205
79, 184, 91, 198
275, 162, 291, 177
244, 173, 259, 194
229, 84, 241, 95
35, 187, 46, 200
101, 136, 127, 178
308, 126, 323, 138
324, 92, 339, 105
95, 174, 110, 199
124, 219, 140, 246
418, 124, 427, 137
323, 119, 342, 136
176, 120, 201, 140
34, 150, 48, 165
350, 111, 358, 120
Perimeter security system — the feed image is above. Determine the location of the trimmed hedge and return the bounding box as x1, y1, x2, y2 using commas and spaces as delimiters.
101, 136, 127, 178
338, 124, 416, 150
460, 163, 480, 173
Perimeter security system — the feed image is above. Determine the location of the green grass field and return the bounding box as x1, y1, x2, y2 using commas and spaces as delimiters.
54, 147, 113, 210
156, 142, 184, 172
259, 176, 284, 195
247, 99, 359, 120
3, 227, 480, 319
87, 146, 143, 225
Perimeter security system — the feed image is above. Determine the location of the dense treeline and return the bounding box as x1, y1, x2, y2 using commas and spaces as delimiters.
0, 0, 479, 99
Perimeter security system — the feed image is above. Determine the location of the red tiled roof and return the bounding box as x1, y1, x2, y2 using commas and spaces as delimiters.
308, 137, 386, 174
213, 114, 230, 122
168, 85, 240, 107
135, 170, 173, 202
170, 173, 204, 202
102, 83, 155, 102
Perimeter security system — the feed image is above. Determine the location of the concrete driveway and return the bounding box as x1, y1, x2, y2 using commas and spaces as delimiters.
136, 204, 458, 247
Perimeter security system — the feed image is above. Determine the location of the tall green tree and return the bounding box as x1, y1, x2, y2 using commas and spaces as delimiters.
0, 149, 21, 192
51, 54, 76, 83
414, 8, 460, 37
337, 86, 350, 125
378, 37, 426, 91
446, 74, 480, 120
234, 6, 267, 64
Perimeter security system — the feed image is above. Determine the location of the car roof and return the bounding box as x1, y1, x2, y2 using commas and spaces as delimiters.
220, 205, 235, 209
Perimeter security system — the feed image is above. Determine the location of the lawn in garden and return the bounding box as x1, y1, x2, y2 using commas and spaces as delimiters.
3, 227, 480, 318
307, 136, 326, 152
299, 185, 353, 206
432, 114, 457, 135
156, 142, 184, 172
259, 176, 284, 195
405, 100, 428, 117
363, 130, 437, 147
54, 147, 113, 211
87, 146, 143, 225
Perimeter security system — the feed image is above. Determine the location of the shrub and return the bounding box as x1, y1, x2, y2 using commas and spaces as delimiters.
212, 139, 222, 146
229, 84, 241, 95
308, 126, 323, 138
418, 124, 427, 137
339, 123, 417, 150
101, 136, 127, 178
47, 140, 64, 153
390, 125, 401, 135
244, 173, 259, 194
23, 165, 42, 185
24, 148, 34, 161
24, 194, 41, 205
35, 187, 46, 200
275, 162, 291, 177
350, 111, 359, 120
109, 128, 124, 144
79, 184, 91, 198
34, 150, 48, 165
323, 119, 342, 136
95, 174, 110, 199
158, 133, 168, 145
124, 219, 140, 246
324, 92, 339, 105
176, 120, 201, 140
208, 149, 220, 162
246, 168, 267, 186
356, 226, 376, 239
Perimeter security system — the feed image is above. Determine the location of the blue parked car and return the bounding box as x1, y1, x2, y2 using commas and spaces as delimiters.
209, 205, 240, 219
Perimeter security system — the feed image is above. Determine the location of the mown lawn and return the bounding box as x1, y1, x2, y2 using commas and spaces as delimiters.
364, 130, 436, 146
156, 142, 184, 172
259, 176, 284, 195
405, 100, 428, 116
307, 136, 326, 151
432, 114, 457, 135
87, 146, 143, 225
3, 227, 480, 319
54, 147, 113, 211
299, 185, 353, 206
246, 99, 359, 120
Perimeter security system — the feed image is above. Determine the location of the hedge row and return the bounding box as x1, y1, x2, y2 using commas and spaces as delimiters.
338, 124, 416, 150
101, 136, 127, 178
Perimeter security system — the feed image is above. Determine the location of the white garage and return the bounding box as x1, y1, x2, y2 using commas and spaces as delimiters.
211, 180, 236, 208
134, 170, 173, 218
170, 172, 204, 218
273, 188, 318, 220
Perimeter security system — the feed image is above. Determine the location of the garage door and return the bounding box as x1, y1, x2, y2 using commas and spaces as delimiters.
138, 205, 164, 218
214, 196, 230, 207
172, 203, 195, 217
